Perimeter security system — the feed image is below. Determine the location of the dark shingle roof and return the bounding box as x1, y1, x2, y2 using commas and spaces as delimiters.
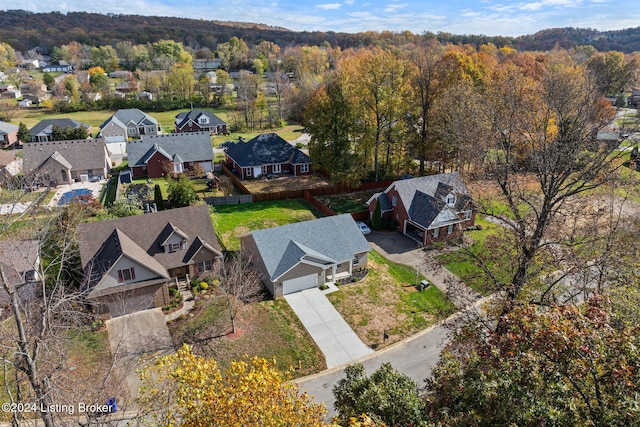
77, 204, 222, 276
0, 240, 39, 287
225, 133, 310, 167
247, 214, 370, 281
175, 109, 226, 129
28, 119, 91, 137
127, 133, 214, 167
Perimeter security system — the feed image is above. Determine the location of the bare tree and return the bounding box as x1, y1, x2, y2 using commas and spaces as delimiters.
212, 252, 263, 334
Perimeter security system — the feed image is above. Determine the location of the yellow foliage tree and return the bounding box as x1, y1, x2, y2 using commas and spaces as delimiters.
138, 344, 330, 427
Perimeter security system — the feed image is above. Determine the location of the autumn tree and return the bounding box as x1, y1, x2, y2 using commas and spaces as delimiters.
88, 66, 109, 93
333, 363, 426, 427
586, 51, 639, 97
0, 41, 17, 72
445, 63, 619, 322
167, 61, 195, 100
216, 36, 249, 70
167, 174, 199, 207
89, 45, 118, 73
137, 344, 329, 427
426, 296, 640, 426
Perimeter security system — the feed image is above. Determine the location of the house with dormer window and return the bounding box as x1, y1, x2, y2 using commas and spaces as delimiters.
367, 172, 476, 246
174, 109, 227, 135
77, 204, 223, 318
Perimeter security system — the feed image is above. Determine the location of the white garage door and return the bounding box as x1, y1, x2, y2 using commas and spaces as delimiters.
282, 274, 317, 295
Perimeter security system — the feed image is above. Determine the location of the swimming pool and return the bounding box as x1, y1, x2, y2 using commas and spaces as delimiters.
57, 188, 93, 205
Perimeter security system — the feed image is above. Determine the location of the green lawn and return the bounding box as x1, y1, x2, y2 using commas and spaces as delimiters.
328, 250, 455, 348
436, 216, 510, 295
210, 199, 320, 251
169, 295, 325, 377
316, 190, 379, 214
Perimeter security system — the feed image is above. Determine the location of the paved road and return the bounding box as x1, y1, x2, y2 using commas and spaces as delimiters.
285, 288, 373, 369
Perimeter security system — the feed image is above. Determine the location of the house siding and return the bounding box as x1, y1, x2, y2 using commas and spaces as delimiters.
145, 151, 171, 178
99, 257, 163, 289
0, 131, 18, 147
275, 263, 324, 297
96, 283, 166, 318
240, 235, 274, 295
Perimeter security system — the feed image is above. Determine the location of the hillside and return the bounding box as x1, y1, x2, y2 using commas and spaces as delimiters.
1, 10, 640, 53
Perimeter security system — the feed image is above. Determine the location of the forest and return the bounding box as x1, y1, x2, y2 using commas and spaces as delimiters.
1, 9, 640, 53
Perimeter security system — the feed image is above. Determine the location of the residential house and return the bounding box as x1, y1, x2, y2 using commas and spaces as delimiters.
367, 172, 476, 246
0, 89, 21, 100
77, 204, 223, 317
42, 64, 73, 73
109, 71, 134, 79
0, 84, 14, 93
174, 109, 227, 135
0, 150, 22, 182
28, 119, 92, 142
193, 58, 222, 71
0, 240, 41, 306
115, 81, 139, 92
241, 214, 370, 297
127, 132, 214, 179
596, 126, 621, 149
225, 133, 312, 179
98, 108, 161, 159
0, 121, 19, 148
23, 139, 111, 185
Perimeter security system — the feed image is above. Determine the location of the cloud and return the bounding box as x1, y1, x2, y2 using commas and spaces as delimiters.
315, 3, 342, 10
383, 2, 407, 13
344, 0, 355, 4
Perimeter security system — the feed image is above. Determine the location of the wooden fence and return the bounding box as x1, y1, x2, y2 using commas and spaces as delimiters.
203, 195, 253, 205
221, 164, 251, 195
304, 190, 336, 217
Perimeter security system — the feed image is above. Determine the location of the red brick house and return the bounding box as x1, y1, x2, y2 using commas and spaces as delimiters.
127, 133, 215, 179
174, 109, 227, 135
0, 121, 19, 148
77, 204, 222, 318
224, 133, 312, 179
367, 172, 476, 246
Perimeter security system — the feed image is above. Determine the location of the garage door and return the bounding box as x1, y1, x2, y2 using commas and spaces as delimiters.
283, 274, 317, 295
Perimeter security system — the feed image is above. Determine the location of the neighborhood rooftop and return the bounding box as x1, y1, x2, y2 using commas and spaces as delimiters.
225, 133, 310, 167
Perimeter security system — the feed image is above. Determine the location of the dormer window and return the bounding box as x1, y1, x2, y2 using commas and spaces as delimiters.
198, 116, 209, 125
168, 241, 186, 253
446, 195, 456, 205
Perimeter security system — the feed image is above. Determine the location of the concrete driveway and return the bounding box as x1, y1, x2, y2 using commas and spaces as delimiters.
285, 288, 373, 369
106, 308, 175, 401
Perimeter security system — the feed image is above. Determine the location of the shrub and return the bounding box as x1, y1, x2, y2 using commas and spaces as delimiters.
200, 282, 209, 290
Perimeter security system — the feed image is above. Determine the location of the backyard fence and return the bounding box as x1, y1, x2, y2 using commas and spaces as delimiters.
303, 190, 336, 217
203, 195, 253, 205
221, 164, 251, 195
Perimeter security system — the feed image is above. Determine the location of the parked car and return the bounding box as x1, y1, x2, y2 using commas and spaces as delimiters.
356, 221, 371, 235
266, 173, 279, 180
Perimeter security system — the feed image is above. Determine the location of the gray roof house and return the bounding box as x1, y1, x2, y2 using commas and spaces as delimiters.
28, 119, 92, 142
98, 108, 161, 145
0, 240, 41, 305
77, 204, 222, 317
0, 121, 19, 148
127, 132, 215, 179
174, 109, 227, 135
23, 139, 111, 186
225, 133, 312, 179
367, 172, 476, 246
241, 214, 370, 297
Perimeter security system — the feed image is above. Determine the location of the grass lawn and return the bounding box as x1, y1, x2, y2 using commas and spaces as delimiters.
211, 123, 305, 147
241, 174, 330, 193
327, 250, 455, 349
316, 190, 379, 214
211, 199, 321, 251
169, 294, 325, 377
436, 216, 510, 295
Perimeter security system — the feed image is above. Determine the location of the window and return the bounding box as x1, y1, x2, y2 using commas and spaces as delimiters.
128, 126, 137, 135
353, 255, 359, 266
198, 117, 209, 125
117, 267, 136, 283
147, 126, 155, 134
392, 196, 397, 207
448, 224, 454, 234
197, 260, 212, 274
246, 168, 252, 177
464, 210, 472, 220
336, 263, 343, 269
273, 164, 281, 173
300, 164, 309, 173
169, 242, 184, 253
446, 195, 456, 205
433, 227, 440, 238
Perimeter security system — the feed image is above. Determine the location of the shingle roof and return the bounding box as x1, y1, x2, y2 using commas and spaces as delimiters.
28, 119, 91, 137
247, 214, 370, 281
225, 133, 310, 167
175, 109, 226, 129
0, 121, 18, 135
127, 133, 214, 167
99, 108, 158, 130
77, 205, 222, 276
23, 139, 110, 174
0, 240, 39, 287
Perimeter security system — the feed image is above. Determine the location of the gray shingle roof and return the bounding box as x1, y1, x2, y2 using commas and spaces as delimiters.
28, 119, 91, 137
175, 109, 226, 129
127, 133, 214, 167
225, 133, 310, 167
247, 214, 370, 281
0, 121, 18, 135
99, 108, 158, 130
23, 139, 110, 174
0, 240, 39, 287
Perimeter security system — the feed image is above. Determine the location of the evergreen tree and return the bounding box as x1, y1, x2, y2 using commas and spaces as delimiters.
154, 183, 165, 211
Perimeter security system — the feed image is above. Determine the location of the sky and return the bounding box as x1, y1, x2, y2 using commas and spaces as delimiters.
6, 0, 640, 37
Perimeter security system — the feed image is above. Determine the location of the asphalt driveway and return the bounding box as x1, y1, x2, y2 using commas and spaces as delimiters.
285, 288, 373, 369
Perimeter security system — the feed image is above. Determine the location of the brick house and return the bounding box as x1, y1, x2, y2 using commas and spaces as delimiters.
367, 172, 476, 246
127, 133, 215, 179
224, 133, 312, 179
0, 121, 19, 148
77, 204, 223, 318
174, 109, 227, 135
